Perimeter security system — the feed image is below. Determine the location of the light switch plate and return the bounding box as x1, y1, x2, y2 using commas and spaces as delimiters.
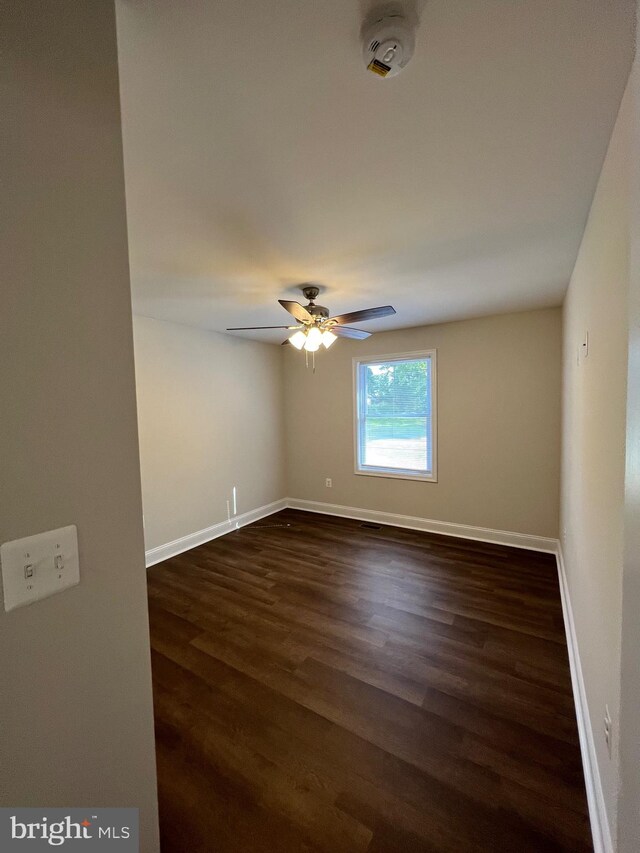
1, 525, 80, 612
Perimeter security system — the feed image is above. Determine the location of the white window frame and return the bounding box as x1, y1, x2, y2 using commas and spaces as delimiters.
353, 350, 438, 483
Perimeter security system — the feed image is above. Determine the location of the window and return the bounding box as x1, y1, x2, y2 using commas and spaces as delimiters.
354, 351, 437, 481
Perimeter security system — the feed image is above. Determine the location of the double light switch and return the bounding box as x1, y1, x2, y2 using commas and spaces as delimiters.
1, 525, 80, 611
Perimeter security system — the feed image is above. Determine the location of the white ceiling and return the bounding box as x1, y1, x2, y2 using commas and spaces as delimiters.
116, 0, 635, 343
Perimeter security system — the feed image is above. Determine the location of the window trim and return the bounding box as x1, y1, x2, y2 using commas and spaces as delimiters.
352, 349, 438, 483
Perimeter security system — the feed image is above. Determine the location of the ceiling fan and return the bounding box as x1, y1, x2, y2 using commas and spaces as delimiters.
227, 285, 396, 354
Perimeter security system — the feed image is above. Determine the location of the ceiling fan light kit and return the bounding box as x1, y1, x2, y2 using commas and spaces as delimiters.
289, 325, 336, 353
227, 285, 396, 370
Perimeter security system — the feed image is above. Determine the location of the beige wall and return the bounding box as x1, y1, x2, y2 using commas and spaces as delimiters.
0, 3, 159, 849
560, 72, 634, 845
133, 317, 286, 552
284, 308, 562, 538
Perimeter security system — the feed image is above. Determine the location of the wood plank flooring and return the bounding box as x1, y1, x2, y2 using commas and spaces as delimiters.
147, 509, 592, 852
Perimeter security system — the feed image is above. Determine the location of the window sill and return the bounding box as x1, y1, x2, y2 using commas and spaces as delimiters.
354, 468, 438, 483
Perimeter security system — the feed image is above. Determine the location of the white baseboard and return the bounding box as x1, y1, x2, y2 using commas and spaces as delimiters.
286, 497, 558, 553
144, 498, 288, 567
146, 496, 557, 567
556, 544, 612, 853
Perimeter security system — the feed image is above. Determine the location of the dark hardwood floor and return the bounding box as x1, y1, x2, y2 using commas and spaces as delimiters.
147, 509, 592, 852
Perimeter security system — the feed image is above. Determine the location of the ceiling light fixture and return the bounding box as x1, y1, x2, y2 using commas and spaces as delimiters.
286, 326, 338, 353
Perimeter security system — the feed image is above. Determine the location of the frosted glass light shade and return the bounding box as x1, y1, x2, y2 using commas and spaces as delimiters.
304, 327, 323, 352
289, 330, 306, 350
322, 331, 337, 349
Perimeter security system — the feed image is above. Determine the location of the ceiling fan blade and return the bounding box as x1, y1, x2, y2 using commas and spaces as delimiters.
329, 305, 396, 325
226, 325, 300, 330
278, 300, 313, 323
333, 326, 371, 340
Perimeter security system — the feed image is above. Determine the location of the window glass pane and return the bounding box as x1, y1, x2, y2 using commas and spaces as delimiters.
363, 416, 427, 470
357, 356, 433, 475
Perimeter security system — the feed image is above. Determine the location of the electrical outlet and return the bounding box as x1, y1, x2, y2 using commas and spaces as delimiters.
604, 705, 612, 758
325, 478, 332, 488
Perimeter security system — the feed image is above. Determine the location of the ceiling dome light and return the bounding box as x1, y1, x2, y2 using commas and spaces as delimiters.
322, 330, 337, 349
289, 330, 306, 350
304, 326, 323, 352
